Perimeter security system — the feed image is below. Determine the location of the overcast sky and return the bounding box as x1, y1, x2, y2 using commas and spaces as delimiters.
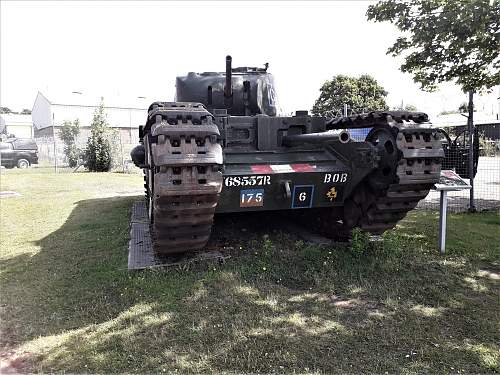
1, 0, 498, 118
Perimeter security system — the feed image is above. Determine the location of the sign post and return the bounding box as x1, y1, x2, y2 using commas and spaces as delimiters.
433, 170, 471, 254
438, 189, 448, 254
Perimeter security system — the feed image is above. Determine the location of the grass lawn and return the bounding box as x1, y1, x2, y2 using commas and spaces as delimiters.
0, 168, 499, 374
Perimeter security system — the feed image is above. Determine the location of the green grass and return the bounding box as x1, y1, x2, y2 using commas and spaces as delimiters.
1, 168, 499, 374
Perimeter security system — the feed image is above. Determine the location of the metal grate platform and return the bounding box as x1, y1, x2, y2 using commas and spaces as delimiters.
128, 201, 229, 270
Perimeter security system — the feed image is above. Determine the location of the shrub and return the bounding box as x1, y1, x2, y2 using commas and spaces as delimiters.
85, 100, 112, 172
60, 119, 81, 167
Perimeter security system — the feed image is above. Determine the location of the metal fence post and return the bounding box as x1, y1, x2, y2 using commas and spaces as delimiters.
53, 131, 58, 173
467, 90, 475, 212
119, 133, 125, 173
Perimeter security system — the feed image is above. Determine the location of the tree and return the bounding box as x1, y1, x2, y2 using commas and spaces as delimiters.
312, 74, 388, 116
392, 103, 418, 111
366, 0, 499, 93
0, 107, 12, 114
84, 100, 112, 172
60, 119, 81, 167
458, 102, 475, 113
403, 104, 417, 112
439, 109, 459, 116
367, 0, 499, 212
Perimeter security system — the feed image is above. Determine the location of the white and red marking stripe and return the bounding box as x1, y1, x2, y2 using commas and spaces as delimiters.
250, 164, 317, 174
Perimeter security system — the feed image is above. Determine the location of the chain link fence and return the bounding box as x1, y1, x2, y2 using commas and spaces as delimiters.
34, 132, 141, 174
417, 123, 500, 212
30, 123, 500, 212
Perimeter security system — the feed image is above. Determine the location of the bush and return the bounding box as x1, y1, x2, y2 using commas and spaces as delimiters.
85, 100, 112, 172
65, 145, 82, 168
479, 135, 498, 157
60, 119, 81, 167
107, 128, 122, 170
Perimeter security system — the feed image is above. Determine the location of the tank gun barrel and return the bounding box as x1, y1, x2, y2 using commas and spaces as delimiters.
282, 130, 350, 147
224, 55, 233, 98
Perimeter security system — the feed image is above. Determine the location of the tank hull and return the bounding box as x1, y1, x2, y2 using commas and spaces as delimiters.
133, 100, 443, 255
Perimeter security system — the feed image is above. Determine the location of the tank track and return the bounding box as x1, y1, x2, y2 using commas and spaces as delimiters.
354, 126, 443, 234
313, 113, 444, 237
145, 102, 223, 254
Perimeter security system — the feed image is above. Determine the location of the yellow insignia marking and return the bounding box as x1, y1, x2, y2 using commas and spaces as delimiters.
326, 187, 338, 201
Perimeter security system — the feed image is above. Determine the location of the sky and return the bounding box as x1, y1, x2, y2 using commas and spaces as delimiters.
1, 0, 498, 118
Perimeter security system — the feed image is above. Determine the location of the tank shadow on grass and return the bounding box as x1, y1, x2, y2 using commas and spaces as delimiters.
0, 198, 499, 373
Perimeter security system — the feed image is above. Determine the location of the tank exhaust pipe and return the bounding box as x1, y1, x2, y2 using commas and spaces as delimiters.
224, 55, 233, 98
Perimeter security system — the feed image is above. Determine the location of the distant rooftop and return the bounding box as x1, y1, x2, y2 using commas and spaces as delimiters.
431, 111, 500, 127
0, 113, 33, 124
37, 91, 151, 110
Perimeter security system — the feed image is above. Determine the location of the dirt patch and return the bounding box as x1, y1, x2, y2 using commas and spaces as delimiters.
0, 349, 30, 374
477, 268, 500, 280
329, 295, 379, 310
0, 191, 22, 199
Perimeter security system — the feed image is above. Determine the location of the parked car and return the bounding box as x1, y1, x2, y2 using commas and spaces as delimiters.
439, 127, 479, 179
0, 138, 39, 169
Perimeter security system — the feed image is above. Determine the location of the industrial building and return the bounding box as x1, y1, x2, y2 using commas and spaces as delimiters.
31, 92, 149, 144
0, 113, 34, 138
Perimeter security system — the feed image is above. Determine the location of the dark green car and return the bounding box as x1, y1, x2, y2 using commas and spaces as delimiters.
0, 138, 39, 169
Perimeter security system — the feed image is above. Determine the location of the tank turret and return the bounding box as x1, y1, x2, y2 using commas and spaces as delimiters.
175, 55, 277, 116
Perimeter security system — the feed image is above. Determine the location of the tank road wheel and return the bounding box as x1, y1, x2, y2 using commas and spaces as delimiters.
145, 102, 223, 255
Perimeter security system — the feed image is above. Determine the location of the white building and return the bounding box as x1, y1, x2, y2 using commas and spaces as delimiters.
432, 111, 500, 127
31, 92, 150, 143
0, 113, 34, 138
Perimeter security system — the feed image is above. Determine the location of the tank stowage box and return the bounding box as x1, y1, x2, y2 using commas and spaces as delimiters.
131, 56, 444, 254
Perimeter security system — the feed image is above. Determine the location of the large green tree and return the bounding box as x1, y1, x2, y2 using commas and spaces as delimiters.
312, 75, 388, 117
367, 0, 499, 211
366, 0, 499, 93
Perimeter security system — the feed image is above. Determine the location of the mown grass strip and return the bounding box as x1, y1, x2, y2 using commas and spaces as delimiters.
0, 170, 498, 373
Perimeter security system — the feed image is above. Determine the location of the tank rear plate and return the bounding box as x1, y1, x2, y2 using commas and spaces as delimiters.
217, 162, 350, 212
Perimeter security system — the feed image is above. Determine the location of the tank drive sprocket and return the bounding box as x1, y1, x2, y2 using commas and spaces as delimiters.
144, 102, 223, 254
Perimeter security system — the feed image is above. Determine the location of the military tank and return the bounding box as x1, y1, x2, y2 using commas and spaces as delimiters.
131, 56, 444, 254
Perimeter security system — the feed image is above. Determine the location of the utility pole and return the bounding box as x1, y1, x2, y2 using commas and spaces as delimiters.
467, 90, 475, 212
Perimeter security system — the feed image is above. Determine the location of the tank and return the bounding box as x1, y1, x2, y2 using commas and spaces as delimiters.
131, 56, 444, 254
